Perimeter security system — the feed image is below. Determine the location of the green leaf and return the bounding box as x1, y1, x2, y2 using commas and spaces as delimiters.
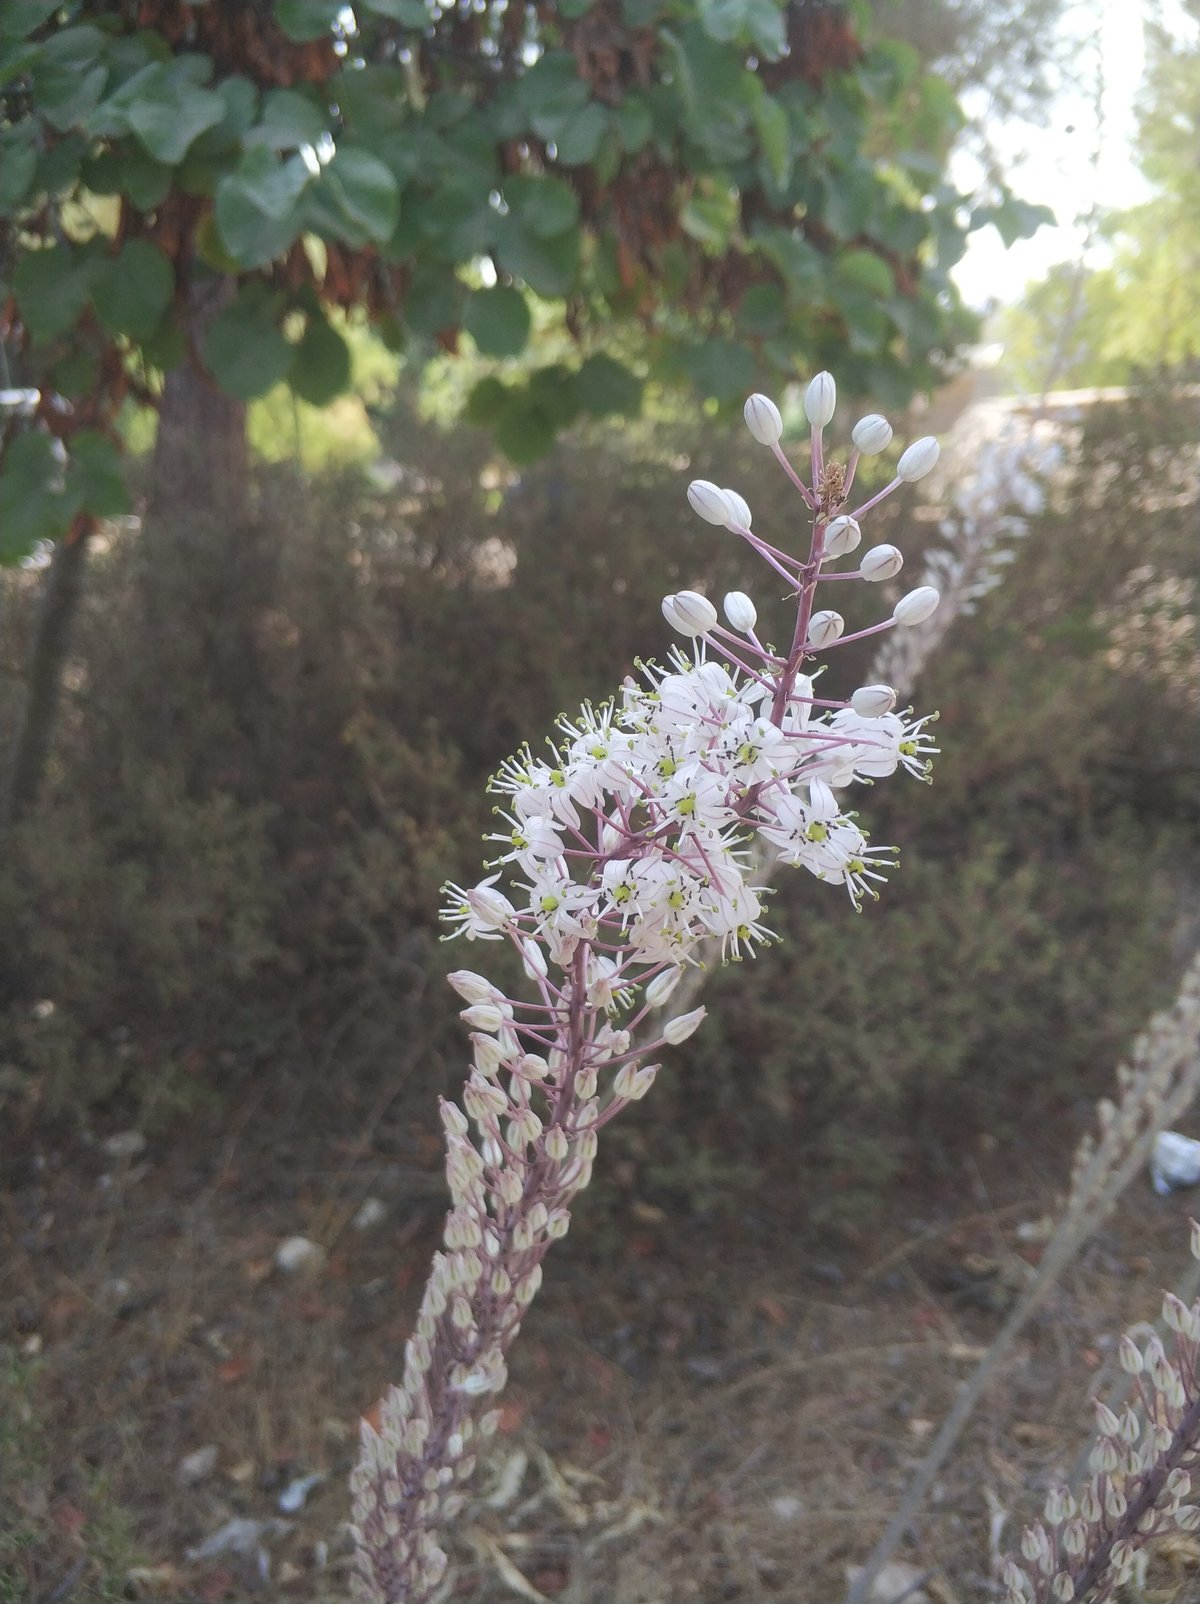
289, 315, 352, 405
494, 214, 580, 298
681, 187, 739, 252
64, 431, 129, 519
13, 243, 95, 341
0, 41, 40, 89
698, 0, 785, 53
361, 0, 431, 21
681, 337, 754, 401
245, 87, 330, 150
275, 0, 341, 41
0, 139, 36, 213
613, 94, 653, 154
974, 195, 1057, 249
465, 375, 509, 426
736, 282, 784, 335
547, 101, 607, 166
311, 145, 400, 243
91, 239, 174, 341
515, 52, 584, 120
0, 432, 65, 561
751, 92, 791, 188
573, 353, 642, 417
494, 390, 558, 463
464, 285, 531, 359
127, 70, 226, 163
836, 248, 895, 298
0, 0, 63, 36
83, 146, 173, 209
406, 268, 465, 336
752, 223, 824, 298
202, 287, 295, 399
528, 364, 582, 428
51, 345, 100, 398
32, 31, 108, 131
34, 132, 86, 196
502, 173, 580, 239
215, 147, 312, 267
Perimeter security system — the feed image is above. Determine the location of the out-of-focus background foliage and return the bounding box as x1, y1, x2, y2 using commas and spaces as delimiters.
3, 2, 1200, 1601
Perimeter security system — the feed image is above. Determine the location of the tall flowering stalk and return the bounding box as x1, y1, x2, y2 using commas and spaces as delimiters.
350, 376, 943, 1603
1004, 1225, 1200, 1604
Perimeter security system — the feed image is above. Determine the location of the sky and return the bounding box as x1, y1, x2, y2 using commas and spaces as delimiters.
951, 0, 1182, 310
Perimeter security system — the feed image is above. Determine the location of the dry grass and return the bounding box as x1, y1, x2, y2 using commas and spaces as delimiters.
4, 1072, 1200, 1604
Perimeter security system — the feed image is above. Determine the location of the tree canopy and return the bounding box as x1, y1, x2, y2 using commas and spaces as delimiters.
1, 0, 1049, 562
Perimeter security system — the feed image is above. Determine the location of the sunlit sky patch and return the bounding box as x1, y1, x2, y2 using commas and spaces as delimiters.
952, 0, 1195, 309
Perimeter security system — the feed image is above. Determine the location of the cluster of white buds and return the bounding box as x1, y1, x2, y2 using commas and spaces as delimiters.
1005, 1225, 1200, 1604
351, 375, 942, 1604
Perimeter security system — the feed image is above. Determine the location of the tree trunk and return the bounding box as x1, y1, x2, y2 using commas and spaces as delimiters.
131, 281, 277, 792
4, 520, 91, 824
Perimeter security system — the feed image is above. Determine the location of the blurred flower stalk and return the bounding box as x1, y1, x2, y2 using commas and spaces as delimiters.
1006, 1223, 1200, 1604
351, 376, 943, 1602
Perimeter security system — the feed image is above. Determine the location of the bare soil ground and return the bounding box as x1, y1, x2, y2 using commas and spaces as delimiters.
4, 1068, 1200, 1604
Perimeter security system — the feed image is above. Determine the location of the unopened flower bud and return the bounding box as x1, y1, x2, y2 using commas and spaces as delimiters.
1093, 1399, 1122, 1437
722, 488, 752, 528
448, 970, 503, 1005
1051, 1572, 1074, 1602
1105, 1484, 1127, 1521
546, 1208, 570, 1240
1179, 1505, 1200, 1532
663, 590, 718, 637
441, 1101, 469, 1138
893, 586, 940, 626
545, 1127, 569, 1162
852, 413, 893, 454
897, 436, 940, 481
614, 1061, 659, 1100
1191, 1218, 1200, 1261
744, 393, 784, 445
520, 938, 547, 979
1168, 1469, 1192, 1500
1020, 1526, 1045, 1562
723, 591, 758, 633
1079, 1485, 1101, 1524
804, 370, 836, 428
851, 684, 897, 718
471, 1033, 505, 1075
1110, 1540, 1136, 1578
860, 544, 904, 582
823, 515, 861, 558
645, 968, 683, 1009
1164, 1291, 1192, 1333
688, 480, 736, 525
460, 1002, 505, 1033
807, 609, 845, 648
1062, 1520, 1086, 1557
1089, 1437, 1120, 1474
663, 1006, 706, 1045
1118, 1334, 1144, 1374
1002, 1559, 1028, 1591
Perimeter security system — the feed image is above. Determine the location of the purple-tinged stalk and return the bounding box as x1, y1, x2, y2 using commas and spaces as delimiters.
1005, 1227, 1200, 1604
350, 375, 942, 1602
